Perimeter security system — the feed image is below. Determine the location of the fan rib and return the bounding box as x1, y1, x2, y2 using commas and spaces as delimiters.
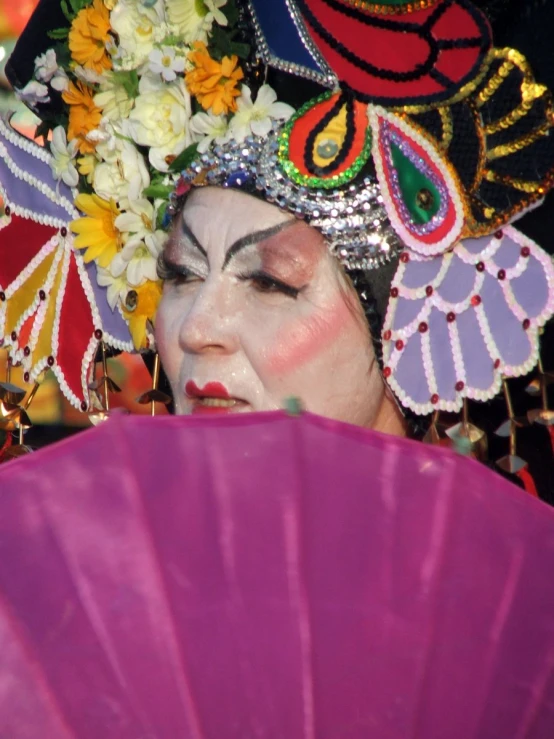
409, 458, 458, 736
0, 590, 78, 738
282, 420, 317, 739
119, 430, 207, 739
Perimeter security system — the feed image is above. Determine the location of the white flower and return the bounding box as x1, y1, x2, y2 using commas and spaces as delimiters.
229, 84, 294, 142
73, 65, 104, 86
148, 46, 186, 83
110, 0, 169, 69
164, 0, 226, 43
112, 199, 166, 285
191, 111, 230, 153
96, 265, 129, 311
93, 130, 150, 205
128, 75, 192, 172
94, 73, 134, 121
16, 80, 50, 105
34, 49, 69, 92
49, 126, 79, 188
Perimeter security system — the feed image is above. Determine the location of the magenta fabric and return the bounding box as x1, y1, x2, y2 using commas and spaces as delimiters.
0, 411, 553, 738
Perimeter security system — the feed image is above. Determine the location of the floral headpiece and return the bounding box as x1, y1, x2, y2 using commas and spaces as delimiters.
0, 0, 553, 488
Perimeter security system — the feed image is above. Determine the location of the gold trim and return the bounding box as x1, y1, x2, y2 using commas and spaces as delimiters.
486, 122, 552, 161
340, 0, 439, 15
483, 169, 549, 194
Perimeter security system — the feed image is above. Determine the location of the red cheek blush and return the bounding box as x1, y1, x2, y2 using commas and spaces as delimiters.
263, 297, 352, 375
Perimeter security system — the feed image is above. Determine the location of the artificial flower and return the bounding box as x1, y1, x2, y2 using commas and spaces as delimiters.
229, 84, 294, 141
205, 0, 228, 27
148, 46, 186, 83
77, 155, 97, 184
110, 0, 168, 69
16, 80, 49, 106
68, 0, 113, 74
96, 265, 129, 310
72, 193, 121, 268
128, 75, 192, 172
190, 111, 230, 152
93, 136, 151, 205
49, 126, 79, 188
122, 280, 163, 350
164, 0, 219, 43
186, 41, 243, 115
63, 81, 103, 154
112, 199, 166, 284
94, 72, 134, 120
34, 49, 69, 92
73, 65, 104, 86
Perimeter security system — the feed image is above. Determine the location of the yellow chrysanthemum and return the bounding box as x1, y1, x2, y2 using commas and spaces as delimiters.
63, 81, 102, 155
72, 193, 121, 269
186, 41, 243, 116
122, 281, 163, 350
69, 0, 112, 74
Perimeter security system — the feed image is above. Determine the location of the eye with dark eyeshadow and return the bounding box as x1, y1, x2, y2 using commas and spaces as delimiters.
157, 254, 200, 285
238, 270, 302, 299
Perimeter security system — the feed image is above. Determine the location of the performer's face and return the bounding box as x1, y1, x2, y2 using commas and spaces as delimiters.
156, 187, 403, 432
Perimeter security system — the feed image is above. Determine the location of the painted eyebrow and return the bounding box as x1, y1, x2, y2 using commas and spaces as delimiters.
221, 220, 297, 270
181, 221, 208, 259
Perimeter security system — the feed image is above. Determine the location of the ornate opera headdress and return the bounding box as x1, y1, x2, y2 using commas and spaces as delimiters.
0, 0, 553, 491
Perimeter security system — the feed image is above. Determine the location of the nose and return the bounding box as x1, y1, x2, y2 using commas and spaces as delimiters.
178, 278, 240, 355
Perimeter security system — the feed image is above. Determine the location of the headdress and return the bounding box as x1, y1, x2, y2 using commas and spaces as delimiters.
0, 0, 553, 493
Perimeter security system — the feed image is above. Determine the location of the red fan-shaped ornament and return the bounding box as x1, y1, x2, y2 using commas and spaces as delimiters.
295, 0, 491, 104
1, 411, 553, 738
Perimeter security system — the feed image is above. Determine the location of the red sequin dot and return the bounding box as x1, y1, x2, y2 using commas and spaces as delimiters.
4, 206, 10, 216
494, 359, 501, 369
446, 312, 456, 323
521, 246, 530, 258
383, 367, 392, 379
495, 230, 503, 239
497, 269, 506, 280
522, 318, 531, 330
47, 356, 55, 367
10, 331, 16, 341
395, 339, 404, 351
94, 329, 103, 340
81, 401, 88, 412
390, 287, 399, 298
471, 295, 481, 307
23, 346, 30, 357
383, 330, 392, 341
425, 285, 433, 296
476, 262, 485, 272
418, 322, 428, 333
60, 226, 68, 238
0, 291, 5, 301
455, 381, 465, 392
431, 394, 440, 405
39, 289, 46, 300
400, 253, 410, 263
23, 372, 30, 383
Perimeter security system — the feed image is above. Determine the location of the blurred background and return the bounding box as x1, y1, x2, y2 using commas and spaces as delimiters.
0, 0, 166, 454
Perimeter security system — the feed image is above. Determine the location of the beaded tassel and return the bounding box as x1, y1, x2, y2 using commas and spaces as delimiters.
495, 378, 537, 497
88, 342, 122, 426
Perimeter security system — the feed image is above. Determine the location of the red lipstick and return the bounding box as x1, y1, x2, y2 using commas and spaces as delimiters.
185, 381, 230, 399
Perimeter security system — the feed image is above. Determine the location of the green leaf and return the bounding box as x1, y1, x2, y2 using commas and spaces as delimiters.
53, 42, 71, 68
47, 27, 70, 41
229, 41, 250, 60
143, 184, 174, 200
223, 0, 240, 25
168, 143, 199, 173
60, 0, 73, 22
156, 202, 169, 230
112, 70, 140, 99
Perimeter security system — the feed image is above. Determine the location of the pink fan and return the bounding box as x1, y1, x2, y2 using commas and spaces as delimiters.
1, 411, 554, 738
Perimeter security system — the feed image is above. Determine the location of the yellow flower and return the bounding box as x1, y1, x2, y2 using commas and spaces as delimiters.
72, 193, 121, 268
186, 41, 243, 116
63, 81, 102, 154
69, 0, 112, 74
122, 281, 163, 350
77, 155, 97, 183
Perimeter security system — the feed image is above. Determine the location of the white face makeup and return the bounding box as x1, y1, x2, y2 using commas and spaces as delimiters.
156, 187, 397, 429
